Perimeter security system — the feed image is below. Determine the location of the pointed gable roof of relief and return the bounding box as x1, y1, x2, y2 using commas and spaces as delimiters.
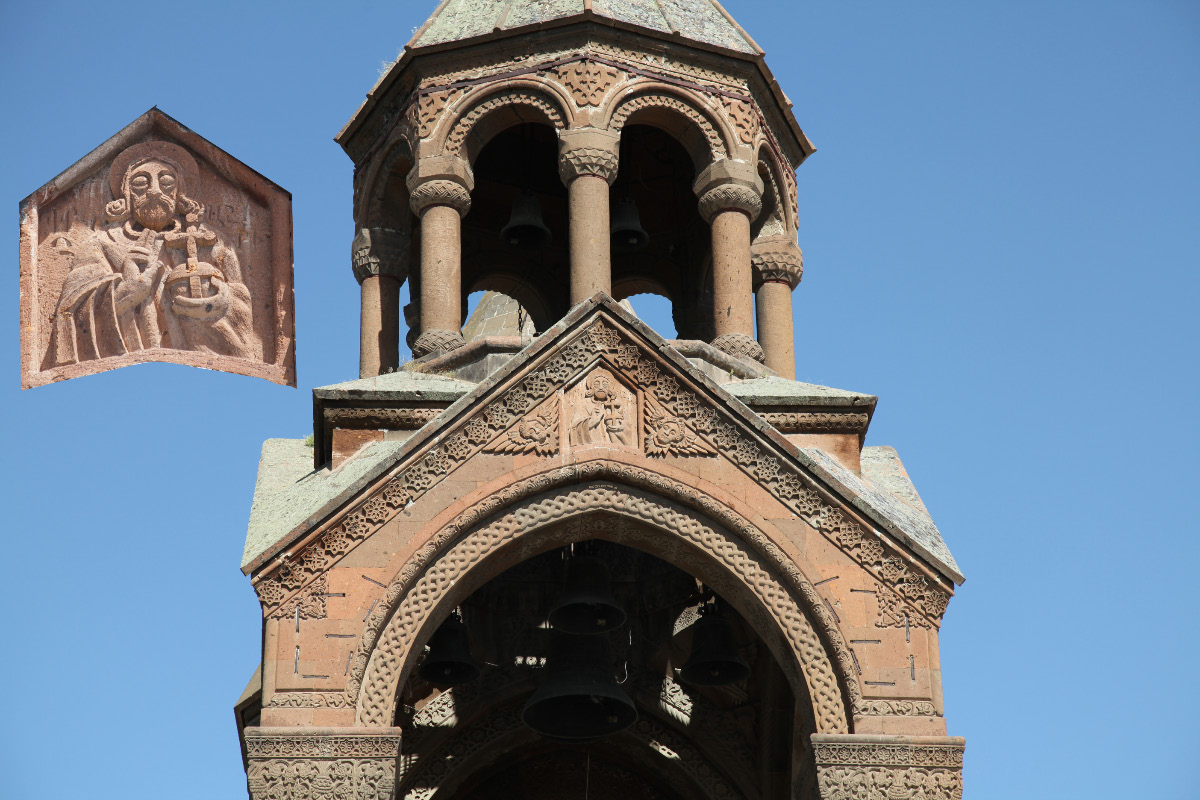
409, 0, 761, 56
243, 297, 962, 626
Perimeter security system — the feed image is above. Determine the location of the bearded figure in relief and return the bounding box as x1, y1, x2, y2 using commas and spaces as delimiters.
46, 140, 257, 367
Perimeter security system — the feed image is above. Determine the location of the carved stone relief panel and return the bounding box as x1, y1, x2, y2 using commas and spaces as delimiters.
565, 367, 638, 451
19, 108, 295, 388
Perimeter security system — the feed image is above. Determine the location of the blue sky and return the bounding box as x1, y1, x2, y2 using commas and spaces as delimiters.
2, 1, 1197, 797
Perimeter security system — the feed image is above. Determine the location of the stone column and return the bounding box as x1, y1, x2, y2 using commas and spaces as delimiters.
752, 236, 804, 379
558, 128, 621, 305
352, 227, 408, 378
810, 734, 965, 799
244, 728, 402, 800
407, 156, 473, 358
694, 160, 765, 364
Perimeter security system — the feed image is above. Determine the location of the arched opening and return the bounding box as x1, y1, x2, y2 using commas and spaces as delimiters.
462, 122, 569, 328
395, 536, 800, 800
610, 124, 712, 341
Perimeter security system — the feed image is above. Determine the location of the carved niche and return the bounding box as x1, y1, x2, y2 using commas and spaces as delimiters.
565, 367, 637, 450
19, 108, 295, 388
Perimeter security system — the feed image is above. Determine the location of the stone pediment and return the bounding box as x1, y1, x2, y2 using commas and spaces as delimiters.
245, 296, 961, 632
19, 108, 295, 388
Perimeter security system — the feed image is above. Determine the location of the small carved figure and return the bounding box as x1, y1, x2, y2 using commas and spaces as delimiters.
46, 141, 257, 368
569, 372, 634, 447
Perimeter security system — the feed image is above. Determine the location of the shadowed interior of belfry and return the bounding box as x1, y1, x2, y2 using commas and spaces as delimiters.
237, 2, 967, 799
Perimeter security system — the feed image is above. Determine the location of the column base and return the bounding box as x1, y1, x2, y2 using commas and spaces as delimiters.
811, 734, 965, 799
245, 727, 402, 800
413, 329, 466, 358
711, 333, 765, 364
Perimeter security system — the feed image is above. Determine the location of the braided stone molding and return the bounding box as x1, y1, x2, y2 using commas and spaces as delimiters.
812, 735, 964, 800
712, 333, 766, 364
558, 146, 621, 185
609, 92, 727, 159
698, 184, 763, 222
443, 89, 566, 156
407, 179, 470, 216
251, 316, 949, 677
397, 702, 745, 800
759, 412, 870, 435
325, 407, 444, 431
351, 227, 409, 284
352, 482, 852, 734
412, 329, 465, 359
245, 729, 401, 800
751, 239, 804, 289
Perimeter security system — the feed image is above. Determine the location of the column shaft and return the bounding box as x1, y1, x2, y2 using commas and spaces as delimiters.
711, 209, 755, 341
418, 203, 463, 352
359, 275, 400, 377
756, 279, 795, 379
568, 174, 612, 305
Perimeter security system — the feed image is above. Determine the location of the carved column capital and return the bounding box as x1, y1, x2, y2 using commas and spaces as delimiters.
558, 127, 621, 185
245, 728, 403, 800
693, 159, 764, 222
812, 734, 965, 800
351, 227, 409, 284
751, 236, 804, 289
407, 155, 474, 216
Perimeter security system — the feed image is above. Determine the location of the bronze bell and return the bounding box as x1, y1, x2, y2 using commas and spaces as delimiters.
679, 604, 749, 686
501, 189, 552, 249
417, 614, 479, 686
548, 554, 627, 634
522, 631, 637, 740
610, 197, 649, 252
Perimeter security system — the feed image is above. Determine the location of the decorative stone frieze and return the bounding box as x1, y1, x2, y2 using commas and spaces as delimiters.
811, 734, 965, 800
244, 728, 402, 800
759, 412, 870, 435
324, 407, 444, 431
553, 61, 622, 107
351, 227, 408, 284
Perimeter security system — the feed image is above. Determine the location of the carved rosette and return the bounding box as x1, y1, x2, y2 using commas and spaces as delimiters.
697, 183, 763, 223
407, 179, 471, 217
352, 227, 409, 284
244, 729, 402, 800
812, 735, 965, 800
711, 333, 766, 364
484, 398, 559, 455
760, 412, 870, 435
554, 61, 621, 107
413, 328, 466, 358
751, 237, 804, 289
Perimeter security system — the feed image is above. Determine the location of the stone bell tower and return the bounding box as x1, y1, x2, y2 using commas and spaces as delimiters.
236, 3, 966, 799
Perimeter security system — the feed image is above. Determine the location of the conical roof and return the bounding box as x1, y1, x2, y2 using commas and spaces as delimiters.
409, 0, 761, 56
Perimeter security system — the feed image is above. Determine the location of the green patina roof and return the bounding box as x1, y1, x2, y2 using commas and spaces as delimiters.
410, 0, 760, 55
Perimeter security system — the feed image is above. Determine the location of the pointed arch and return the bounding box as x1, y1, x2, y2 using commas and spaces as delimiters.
350, 462, 859, 736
